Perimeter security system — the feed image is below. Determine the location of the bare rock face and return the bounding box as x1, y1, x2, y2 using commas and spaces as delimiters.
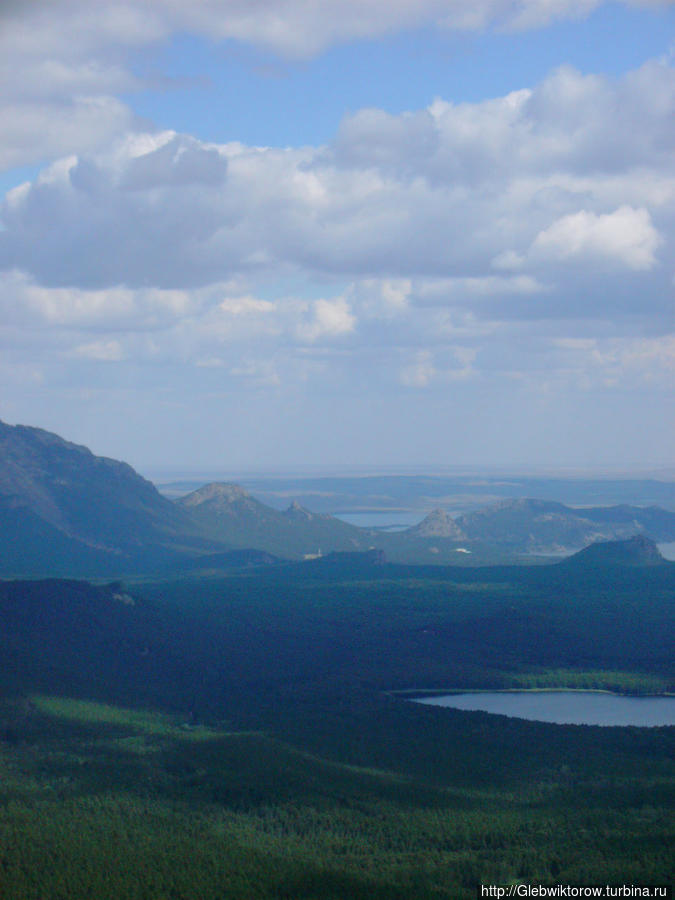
407, 508, 466, 540
176, 482, 279, 534
284, 500, 314, 520
178, 482, 252, 511
177, 482, 371, 559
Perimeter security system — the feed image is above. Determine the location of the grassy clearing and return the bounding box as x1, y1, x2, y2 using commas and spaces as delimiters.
30, 695, 223, 740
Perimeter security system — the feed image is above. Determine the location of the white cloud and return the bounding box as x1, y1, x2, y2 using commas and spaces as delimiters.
1, 1, 663, 66
617, 334, 675, 375
296, 297, 357, 342
347, 279, 411, 318
0, 270, 200, 330
530, 206, 662, 270
219, 296, 276, 316
3, 58, 673, 305
0, 96, 135, 171
1, 1, 670, 173
1, 52, 673, 419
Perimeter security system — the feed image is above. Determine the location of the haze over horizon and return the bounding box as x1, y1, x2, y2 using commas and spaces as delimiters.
1, 1, 673, 472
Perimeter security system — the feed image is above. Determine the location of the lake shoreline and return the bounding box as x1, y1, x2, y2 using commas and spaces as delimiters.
397, 689, 675, 726
388, 687, 675, 699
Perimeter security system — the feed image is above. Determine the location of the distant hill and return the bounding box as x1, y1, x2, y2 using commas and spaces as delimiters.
452, 498, 675, 554
406, 508, 466, 540
367, 497, 675, 564
177, 482, 372, 559
2, 420, 674, 575
562, 534, 667, 568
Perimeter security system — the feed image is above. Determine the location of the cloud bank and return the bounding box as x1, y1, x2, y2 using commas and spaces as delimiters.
0, 1, 673, 465
2, 62, 673, 319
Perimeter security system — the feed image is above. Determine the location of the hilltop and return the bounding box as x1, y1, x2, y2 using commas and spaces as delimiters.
562, 534, 666, 568
177, 481, 371, 560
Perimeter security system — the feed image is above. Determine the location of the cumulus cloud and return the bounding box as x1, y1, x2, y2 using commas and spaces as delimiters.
1, 0, 670, 173
399, 345, 477, 387
3, 59, 674, 346
0, 269, 201, 331
413, 275, 545, 304
296, 298, 357, 342
530, 206, 662, 270
3, 58, 673, 294
0, 63, 675, 313
0, 96, 136, 172
346, 279, 411, 318
1, 50, 674, 415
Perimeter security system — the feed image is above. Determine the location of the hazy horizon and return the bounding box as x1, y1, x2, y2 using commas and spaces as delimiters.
145, 461, 675, 483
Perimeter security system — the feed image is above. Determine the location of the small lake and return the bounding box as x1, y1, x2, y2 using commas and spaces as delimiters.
334, 511, 425, 530
658, 541, 675, 561
415, 691, 675, 726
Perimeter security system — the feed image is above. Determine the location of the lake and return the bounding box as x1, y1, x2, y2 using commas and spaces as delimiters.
334, 511, 426, 530
658, 541, 675, 561
415, 691, 675, 726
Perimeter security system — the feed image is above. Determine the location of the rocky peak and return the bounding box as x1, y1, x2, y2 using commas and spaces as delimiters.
178, 482, 251, 508
408, 508, 466, 539
285, 500, 313, 520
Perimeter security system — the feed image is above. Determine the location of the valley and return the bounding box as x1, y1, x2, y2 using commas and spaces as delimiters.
5, 3, 674, 896
0, 421, 673, 897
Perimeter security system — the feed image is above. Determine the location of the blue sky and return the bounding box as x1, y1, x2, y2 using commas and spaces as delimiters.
0, 1, 673, 472
126, 5, 675, 147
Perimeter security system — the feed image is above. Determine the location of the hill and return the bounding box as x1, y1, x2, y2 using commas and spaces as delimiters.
0, 422, 379, 574
0, 420, 220, 575
453, 497, 675, 554
562, 534, 666, 568
177, 482, 372, 559
405, 508, 466, 539
0, 418, 382, 575
2, 420, 674, 574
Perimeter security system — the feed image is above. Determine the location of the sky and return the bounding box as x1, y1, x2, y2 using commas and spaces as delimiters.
0, 0, 674, 473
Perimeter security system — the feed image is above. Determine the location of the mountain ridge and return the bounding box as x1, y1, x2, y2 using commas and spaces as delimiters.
177, 481, 371, 559
0, 420, 219, 574
2, 420, 674, 575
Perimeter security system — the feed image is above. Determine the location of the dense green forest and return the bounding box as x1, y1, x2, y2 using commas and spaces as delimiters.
0, 555, 674, 897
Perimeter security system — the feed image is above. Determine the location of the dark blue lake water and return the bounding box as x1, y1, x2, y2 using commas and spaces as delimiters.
415, 691, 675, 726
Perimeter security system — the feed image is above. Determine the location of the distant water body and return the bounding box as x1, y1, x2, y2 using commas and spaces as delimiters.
334, 511, 425, 529
415, 691, 675, 726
